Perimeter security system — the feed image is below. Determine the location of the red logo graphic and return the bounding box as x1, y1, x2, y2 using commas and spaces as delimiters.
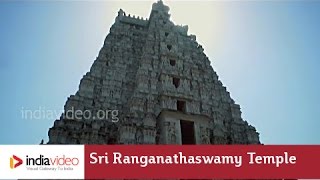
10, 155, 23, 169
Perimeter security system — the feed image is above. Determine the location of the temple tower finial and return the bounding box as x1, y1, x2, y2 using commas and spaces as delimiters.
151, 0, 169, 13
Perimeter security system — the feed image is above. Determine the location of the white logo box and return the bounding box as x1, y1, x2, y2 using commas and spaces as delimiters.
0, 145, 84, 179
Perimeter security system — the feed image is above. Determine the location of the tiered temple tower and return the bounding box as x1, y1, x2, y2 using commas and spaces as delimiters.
47, 1, 260, 145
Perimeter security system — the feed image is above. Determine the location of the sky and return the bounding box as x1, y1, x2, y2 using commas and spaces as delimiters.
0, 0, 319, 145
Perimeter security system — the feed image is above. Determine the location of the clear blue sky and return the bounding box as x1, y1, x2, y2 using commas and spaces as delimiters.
0, 1, 319, 145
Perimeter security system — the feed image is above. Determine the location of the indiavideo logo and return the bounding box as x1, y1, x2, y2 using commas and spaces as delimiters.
10, 155, 23, 169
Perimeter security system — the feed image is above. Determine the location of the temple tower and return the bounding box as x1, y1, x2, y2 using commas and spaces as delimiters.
47, 1, 260, 145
